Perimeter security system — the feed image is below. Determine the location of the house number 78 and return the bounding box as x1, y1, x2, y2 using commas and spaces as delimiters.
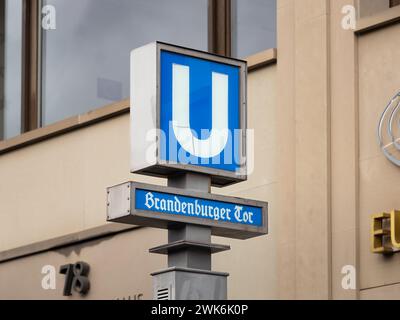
59, 262, 90, 296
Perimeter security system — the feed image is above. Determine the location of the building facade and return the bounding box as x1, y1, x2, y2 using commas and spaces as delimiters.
1, 0, 400, 300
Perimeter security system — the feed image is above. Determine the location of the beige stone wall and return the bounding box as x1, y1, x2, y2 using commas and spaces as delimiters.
330, 0, 359, 300
358, 23, 400, 298
0, 228, 166, 300
277, 0, 333, 300
0, 113, 164, 251
276, 0, 400, 301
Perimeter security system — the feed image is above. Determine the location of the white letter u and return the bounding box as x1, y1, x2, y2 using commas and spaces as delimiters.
172, 63, 229, 158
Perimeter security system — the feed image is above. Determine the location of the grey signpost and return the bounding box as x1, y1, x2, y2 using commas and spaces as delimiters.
152, 173, 229, 300
106, 42, 268, 300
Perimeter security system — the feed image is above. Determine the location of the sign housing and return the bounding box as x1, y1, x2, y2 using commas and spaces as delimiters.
107, 182, 268, 240
130, 42, 247, 187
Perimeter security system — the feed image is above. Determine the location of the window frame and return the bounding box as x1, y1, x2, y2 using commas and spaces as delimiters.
21, 0, 40, 133
208, 0, 231, 56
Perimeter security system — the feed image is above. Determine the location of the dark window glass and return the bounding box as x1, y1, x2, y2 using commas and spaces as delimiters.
359, 0, 394, 18
231, 0, 276, 58
0, 0, 22, 140
391, 0, 400, 8
41, 0, 208, 126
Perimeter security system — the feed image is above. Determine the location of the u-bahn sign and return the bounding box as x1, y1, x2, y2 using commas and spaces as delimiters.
130, 42, 247, 187
118, 42, 268, 241
107, 182, 268, 240
110, 42, 267, 300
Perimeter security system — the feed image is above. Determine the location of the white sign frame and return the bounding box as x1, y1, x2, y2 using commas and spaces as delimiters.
130, 42, 248, 187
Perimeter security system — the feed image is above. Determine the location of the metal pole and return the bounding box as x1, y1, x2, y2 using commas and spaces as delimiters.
167, 173, 212, 270
150, 173, 230, 300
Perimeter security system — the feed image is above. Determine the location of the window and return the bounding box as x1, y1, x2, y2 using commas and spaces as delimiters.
0, 0, 277, 141
391, 0, 400, 8
0, 0, 23, 140
40, 0, 209, 125
231, 0, 276, 58
359, 0, 400, 18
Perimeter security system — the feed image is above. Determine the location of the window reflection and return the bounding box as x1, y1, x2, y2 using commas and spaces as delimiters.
41, 0, 208, 126
231, 0, 276, 58
0, 0, 22, 140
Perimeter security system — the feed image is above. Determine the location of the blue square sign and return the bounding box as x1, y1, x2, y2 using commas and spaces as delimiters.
160, 50, 242, 173
131, 42, 247, 186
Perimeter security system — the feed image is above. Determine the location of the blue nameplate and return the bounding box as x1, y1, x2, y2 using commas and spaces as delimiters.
135, 189, 263, 227
107, 182, 268, 240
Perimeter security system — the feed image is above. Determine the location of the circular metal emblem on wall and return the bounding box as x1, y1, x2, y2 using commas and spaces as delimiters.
378, 92, 400, 166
